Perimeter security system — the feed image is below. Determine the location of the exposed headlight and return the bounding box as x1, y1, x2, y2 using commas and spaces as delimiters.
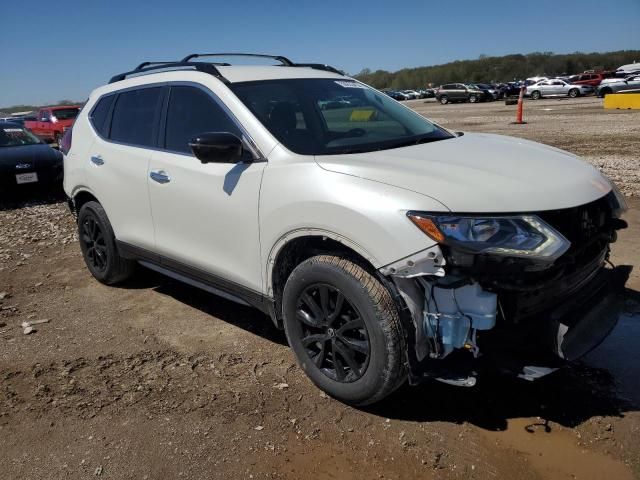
406, 212, 570, 262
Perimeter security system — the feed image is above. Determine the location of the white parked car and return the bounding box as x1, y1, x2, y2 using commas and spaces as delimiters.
63, 53, 630, 405
526, 79, 594, 99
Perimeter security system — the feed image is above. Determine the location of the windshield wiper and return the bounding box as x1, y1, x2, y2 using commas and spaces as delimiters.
328, 135, 450, 155
379, 135, 448, 151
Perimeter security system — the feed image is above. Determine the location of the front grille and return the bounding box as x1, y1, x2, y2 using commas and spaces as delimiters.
537, 192, 615, 273
496, 192, 617, 322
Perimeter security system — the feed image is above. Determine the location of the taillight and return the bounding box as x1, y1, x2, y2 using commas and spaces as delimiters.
60, 128, 72, 155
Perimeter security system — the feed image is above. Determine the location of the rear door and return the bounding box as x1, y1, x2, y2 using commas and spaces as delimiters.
84, 86, 163, 251
446, 84, 460, 100
147, 84, 266, 292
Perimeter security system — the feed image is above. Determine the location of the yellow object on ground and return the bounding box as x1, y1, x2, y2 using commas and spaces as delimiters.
350, 109, 376, 121
603, 93, 640, 110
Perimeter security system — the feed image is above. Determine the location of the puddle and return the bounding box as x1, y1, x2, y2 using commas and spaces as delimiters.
481, 418, 634, 480
586, 313, 640, 406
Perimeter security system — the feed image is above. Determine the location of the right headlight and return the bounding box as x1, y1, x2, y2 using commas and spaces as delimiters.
406, 212, 570, 262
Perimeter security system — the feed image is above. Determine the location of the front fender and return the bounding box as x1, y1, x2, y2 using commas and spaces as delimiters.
260, 146, 450, 292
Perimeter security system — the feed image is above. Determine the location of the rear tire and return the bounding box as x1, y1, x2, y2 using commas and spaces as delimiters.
531, 90, 541, 100
569, 88, 580, 98
78, 201, 135, 285
282, 255, 407, 406
439, 95, 449, 105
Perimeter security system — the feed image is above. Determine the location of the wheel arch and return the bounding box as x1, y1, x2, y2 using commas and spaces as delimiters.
69, 187, 101, 218
267, 231, 380, 327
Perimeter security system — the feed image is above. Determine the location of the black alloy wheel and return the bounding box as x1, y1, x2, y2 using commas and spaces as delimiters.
295, 283, 370, 382
77, 201, 135, 284
282, 255, 407, 405
81, 215, 108, 273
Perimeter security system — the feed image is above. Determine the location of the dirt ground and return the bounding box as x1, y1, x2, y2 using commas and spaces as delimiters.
1, 97, 639, 480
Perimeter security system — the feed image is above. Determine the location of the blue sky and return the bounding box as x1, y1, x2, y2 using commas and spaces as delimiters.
1, 0, 638, 106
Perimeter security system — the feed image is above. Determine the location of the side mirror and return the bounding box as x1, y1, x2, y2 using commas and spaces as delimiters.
41, 117, 49, 122
189, 132, 244, 164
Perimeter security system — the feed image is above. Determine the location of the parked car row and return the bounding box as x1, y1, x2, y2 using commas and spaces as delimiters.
382, 89, 436, 100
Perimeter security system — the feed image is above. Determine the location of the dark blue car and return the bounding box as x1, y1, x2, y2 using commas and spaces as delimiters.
0, 121, 63, 189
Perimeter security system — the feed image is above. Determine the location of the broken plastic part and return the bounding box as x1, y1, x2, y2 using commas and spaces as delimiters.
379, 245, 445, 278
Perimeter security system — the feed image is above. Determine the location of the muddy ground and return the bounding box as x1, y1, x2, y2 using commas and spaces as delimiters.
1, 97, 639, 480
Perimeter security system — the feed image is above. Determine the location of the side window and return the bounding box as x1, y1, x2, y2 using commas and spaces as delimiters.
164, 86, 241, 154
89, 94, 116, 137
110, 87, 163, 147
40, 110, 50, 121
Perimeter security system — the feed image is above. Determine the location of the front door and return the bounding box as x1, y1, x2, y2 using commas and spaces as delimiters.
148, 85, 266, 293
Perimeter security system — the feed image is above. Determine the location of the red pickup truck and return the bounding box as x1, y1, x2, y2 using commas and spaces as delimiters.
24, 105, 81, 144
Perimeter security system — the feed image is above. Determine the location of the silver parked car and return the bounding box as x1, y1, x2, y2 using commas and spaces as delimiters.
526, 79, 594, 99
596, 75, 640, 97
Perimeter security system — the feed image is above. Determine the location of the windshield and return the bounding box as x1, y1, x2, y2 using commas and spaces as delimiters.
51, 107, 80, 120
0, 125, 42, 147
230, 78, 453, 155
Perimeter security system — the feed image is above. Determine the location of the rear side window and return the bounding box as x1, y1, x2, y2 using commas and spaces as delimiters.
110, 87, 163, 147
164, 86, 241, 154
89, 94, 115, 137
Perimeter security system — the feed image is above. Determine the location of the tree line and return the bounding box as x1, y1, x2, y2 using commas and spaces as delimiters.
353, 50, 640, 89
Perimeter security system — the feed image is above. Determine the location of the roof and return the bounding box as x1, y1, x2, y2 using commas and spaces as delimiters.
216, 65, 345, 83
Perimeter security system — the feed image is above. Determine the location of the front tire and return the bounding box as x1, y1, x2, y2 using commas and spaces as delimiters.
569, 88, 580, 98
439, 95, 449, 105
531, 90, 541, 100
78, 201, 135, 285
469, 94, 479, 103
282, 256, 407, 406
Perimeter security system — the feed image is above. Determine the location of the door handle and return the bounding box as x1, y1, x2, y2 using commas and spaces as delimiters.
90, 155, 104, 166
150, 170, 171, 184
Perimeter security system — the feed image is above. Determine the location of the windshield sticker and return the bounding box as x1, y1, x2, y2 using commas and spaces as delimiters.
335, 81, 366, 89
2, 128, 22, 133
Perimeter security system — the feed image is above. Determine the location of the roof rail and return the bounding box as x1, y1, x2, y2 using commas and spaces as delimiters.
181, 53, 343, 75
181, 53, 294, 66
108, 61, 229, 84
109, 53, 344, 84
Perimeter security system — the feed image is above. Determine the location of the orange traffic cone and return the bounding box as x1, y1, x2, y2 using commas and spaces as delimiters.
511, 86, 527, 124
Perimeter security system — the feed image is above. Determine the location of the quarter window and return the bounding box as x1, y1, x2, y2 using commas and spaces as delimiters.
89, 94, 115, 137
110, 87, 163, 147
164, 86, 241, 154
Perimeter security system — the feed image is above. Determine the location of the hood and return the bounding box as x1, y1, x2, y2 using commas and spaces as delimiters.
0, 144, 62, 172
315, 133, 611, 213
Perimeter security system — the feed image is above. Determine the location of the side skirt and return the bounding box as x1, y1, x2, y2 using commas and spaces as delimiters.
117, 241, 279, 326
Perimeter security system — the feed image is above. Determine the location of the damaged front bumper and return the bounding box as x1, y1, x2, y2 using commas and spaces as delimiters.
381, 248, 631, 387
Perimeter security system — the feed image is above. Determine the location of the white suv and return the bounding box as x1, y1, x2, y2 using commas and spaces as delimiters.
63, 53, 630, 405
